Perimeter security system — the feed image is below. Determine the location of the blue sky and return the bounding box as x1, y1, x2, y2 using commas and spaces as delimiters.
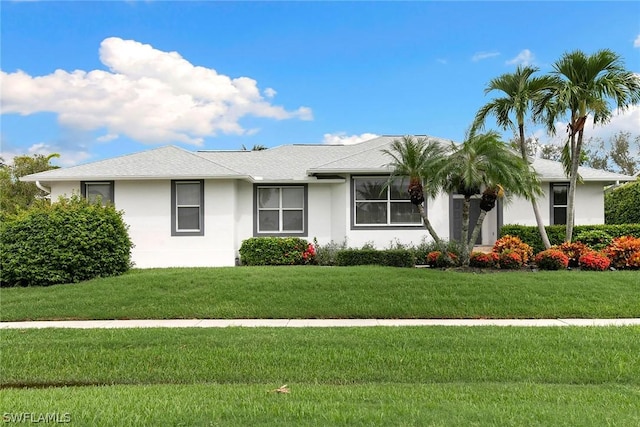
1, 1, 639, 166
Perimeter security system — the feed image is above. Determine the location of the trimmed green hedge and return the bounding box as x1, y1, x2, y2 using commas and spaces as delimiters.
500, 224, 640, 254
335, 249, 414, 267
606, 180, 640, 224
0, 195, 133, 287
239, 237, 311, 266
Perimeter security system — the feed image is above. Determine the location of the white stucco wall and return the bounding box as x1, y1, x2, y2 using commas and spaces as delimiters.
503, 182, 606, 226
44, 177, 608, 269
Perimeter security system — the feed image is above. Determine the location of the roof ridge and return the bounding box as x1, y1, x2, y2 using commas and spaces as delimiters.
176, 145, 244, 175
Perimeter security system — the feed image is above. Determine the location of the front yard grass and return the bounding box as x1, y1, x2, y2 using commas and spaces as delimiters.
2, 327, 640, 426
1, 266, 639, 321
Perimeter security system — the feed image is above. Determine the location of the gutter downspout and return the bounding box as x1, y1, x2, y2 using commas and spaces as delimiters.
36, 181, 52, 199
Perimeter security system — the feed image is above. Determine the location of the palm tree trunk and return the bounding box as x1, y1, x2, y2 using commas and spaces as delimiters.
416, 203, 449, 255
519, 123, 551, 249
466, 210, 488, 266
565, 126, 584, 243
460, 197, 471, 264
532, 201, 551, 248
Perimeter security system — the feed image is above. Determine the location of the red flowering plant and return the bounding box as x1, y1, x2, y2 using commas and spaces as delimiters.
603, 236, 640, 269
426, 251, 458, 268
534, 249, 569, 270
578, 251, 611, 271
301, 242, 317, 265
498, 250, 523, 270
556, 242, 588, 268
492, 235, 533, 265
627, 251, 640, 269
469, 251, 500, 269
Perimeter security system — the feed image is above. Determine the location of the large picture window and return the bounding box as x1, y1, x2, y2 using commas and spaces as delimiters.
81, 181, 114, 206
352, 177, 422, 227
551, 183, 568, 225
171, 180, 204, 236
255, 186, 307, 235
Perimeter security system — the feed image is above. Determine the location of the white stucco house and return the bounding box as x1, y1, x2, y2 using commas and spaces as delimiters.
22, 135, 635, 268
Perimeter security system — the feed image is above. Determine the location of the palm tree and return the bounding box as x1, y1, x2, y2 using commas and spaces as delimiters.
538, 49, 640, 242
443, 131, 541, 265
382, 136, 450, 253
472, 65, 554, 249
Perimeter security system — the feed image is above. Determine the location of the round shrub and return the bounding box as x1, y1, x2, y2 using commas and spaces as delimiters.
493, 235, 533, 265
469, 251, 499, 269
0, 195, 133, 287
239, 237, 313, 266
556, 242, 588, 268
534, 249, 569, 270
603, 236, 640, 269
578, 251, 611, 271
426, 251, 458, 268
498, 250, 523, 270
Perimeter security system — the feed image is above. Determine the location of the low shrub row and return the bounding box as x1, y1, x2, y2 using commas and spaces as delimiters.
466, 235, 640, 271
500, 224, 640, 254
334, 249, 415, 267
240, 234, 640, 271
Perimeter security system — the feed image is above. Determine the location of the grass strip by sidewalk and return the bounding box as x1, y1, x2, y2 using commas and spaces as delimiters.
2, 327, 640, 426
4, 383, 639, 427
1, 266, 639, 321
2, 327, 639, 386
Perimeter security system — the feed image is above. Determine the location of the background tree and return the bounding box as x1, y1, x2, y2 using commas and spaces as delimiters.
581, 137, 609, 170
442, 131, 541, 265
539, 49, 640, 242
539, 144, 563, 161
0, 153, 59, 215
608, 131, 639, 176
472, 65, 553, 249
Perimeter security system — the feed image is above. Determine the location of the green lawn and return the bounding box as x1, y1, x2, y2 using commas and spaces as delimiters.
1, 266, 639, 321
2, 327, 640, 426
3, 266, 639, 425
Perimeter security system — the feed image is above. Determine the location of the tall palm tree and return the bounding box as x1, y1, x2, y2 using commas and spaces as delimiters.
538, 49, 640, 242
443, 131, 541, 265
472, 65, 554, 249
382, 136, 450, 253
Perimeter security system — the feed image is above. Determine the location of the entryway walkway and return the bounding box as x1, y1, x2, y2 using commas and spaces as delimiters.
1, 318, 640, 329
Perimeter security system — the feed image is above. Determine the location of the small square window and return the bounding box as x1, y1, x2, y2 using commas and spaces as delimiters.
172, 180, 204, 236
255, 185, 307, 236
82, 181, 114, 206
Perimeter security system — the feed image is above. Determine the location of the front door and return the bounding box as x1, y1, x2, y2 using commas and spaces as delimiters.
452, 197, 482, 245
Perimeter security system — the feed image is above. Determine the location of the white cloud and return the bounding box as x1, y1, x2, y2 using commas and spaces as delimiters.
264, 87, 277, 98
471, 51, 500, 62
506, 49, 535, 66
0, 142, 91, 167
322, 132, 379, 145
634, 34, 640, 48
96, 133, 119, 143
0, 37, 313, 146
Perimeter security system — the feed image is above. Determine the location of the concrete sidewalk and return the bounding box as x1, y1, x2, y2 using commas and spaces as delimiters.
2, 318, 640, 329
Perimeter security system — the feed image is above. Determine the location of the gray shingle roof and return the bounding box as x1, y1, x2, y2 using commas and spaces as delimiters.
22, 136, 636, 184
531, 158, 634, 182
21, 146, 244, 181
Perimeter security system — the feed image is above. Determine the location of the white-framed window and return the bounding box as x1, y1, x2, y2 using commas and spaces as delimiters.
352, 176, 422, 227
171, 180, 204, 236
551, 183, 568, 225
81, 181, 114, 206
255, 185, 307, 235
